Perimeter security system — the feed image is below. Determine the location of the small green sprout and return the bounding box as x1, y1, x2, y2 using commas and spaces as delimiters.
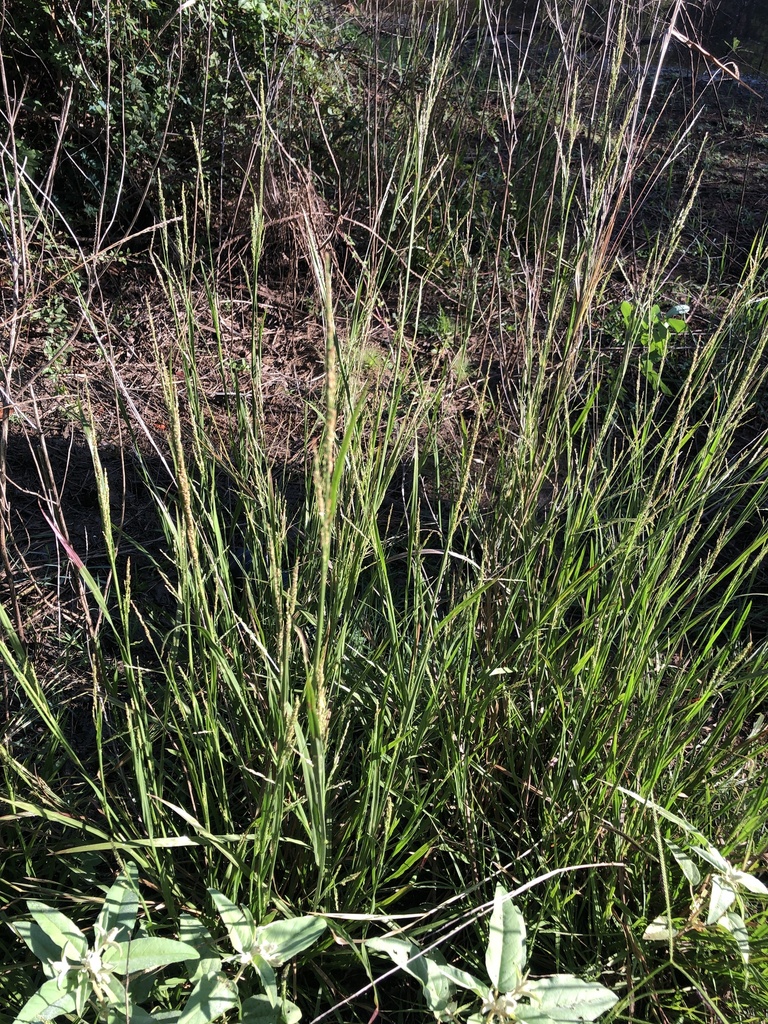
620, 300, 689, 395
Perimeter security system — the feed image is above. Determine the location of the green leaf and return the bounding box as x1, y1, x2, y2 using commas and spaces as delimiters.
515, 1010, 558, 1024
729, 868, 768, 895
11, 920, 67, 970
691, 845, 730, 873
666, 317, 686, 335
665, 840, 701, 886
126, 967, 156, 1006
650, 319, 668, 346
620, 301, 633, 328
97, 864, 140, 942
241, 994, 279, 1024
717, 911, 750, 964
281, 998, 302, 1024
101, 973, 131, 1007
526, 975, 619, 1021
102, 938, 200, 975
13, 974, 87, 1023
570, 384, 600, 437
640, 357, 656, 377
179, 914, 222, 982
177, 971, 239, 1024
253, 953, 278, 1007
429, 960, 486, 999
208, 890, 256, 956
366, 937, 454, 1014
707, 875, 737, 925
486, 886, 525, 993
256, 916, 326, 965
26, 902, 88, 961
616, 788, 706, 841
107, 1008, 155, 1024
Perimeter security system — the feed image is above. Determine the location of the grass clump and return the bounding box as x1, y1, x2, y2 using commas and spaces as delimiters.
2, 0, 768, 1021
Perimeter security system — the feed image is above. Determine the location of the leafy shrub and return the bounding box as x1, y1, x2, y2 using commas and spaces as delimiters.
1, 0, 294, 234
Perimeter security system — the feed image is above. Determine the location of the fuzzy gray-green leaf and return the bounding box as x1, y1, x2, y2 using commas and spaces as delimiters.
707, 875, 737, 925
486, 886, 526, 993
729, 868, 768, 895
12, 975, 85, 1023
241, 994, 280, 1024
716, 911, 750, 963
366, 936, 454, 1013
177, 971, 239, 1024
257, 915, 326, 965
282, 998, 302, 1024
253, 953, 279, 1007
526, 975, 618, 1021
102, 937, 200, 975
106, 1005, 158, 1024
665, 840, 701, 886
97, 864, 140, 943
208, 889, 256, 956
430, 959, 486, 999
11, 920, 65, 970
106, 1005, 157, 1024
642, 915, 678, 943
179, 913, 222, 982
26, 902, 88, 961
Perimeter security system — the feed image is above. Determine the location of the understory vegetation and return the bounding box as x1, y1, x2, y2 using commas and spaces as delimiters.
2, 0, 768, 1020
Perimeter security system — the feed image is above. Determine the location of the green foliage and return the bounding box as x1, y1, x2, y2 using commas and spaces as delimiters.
7, 868, 327, 1023
619, 300, 690, 395
367, 885, 618, 1023
10, 865, 198, 1022
1, 0, 290, 228
5, 240, 768, 1015
625, 790, 768, 966
4, 1, 768, 1021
